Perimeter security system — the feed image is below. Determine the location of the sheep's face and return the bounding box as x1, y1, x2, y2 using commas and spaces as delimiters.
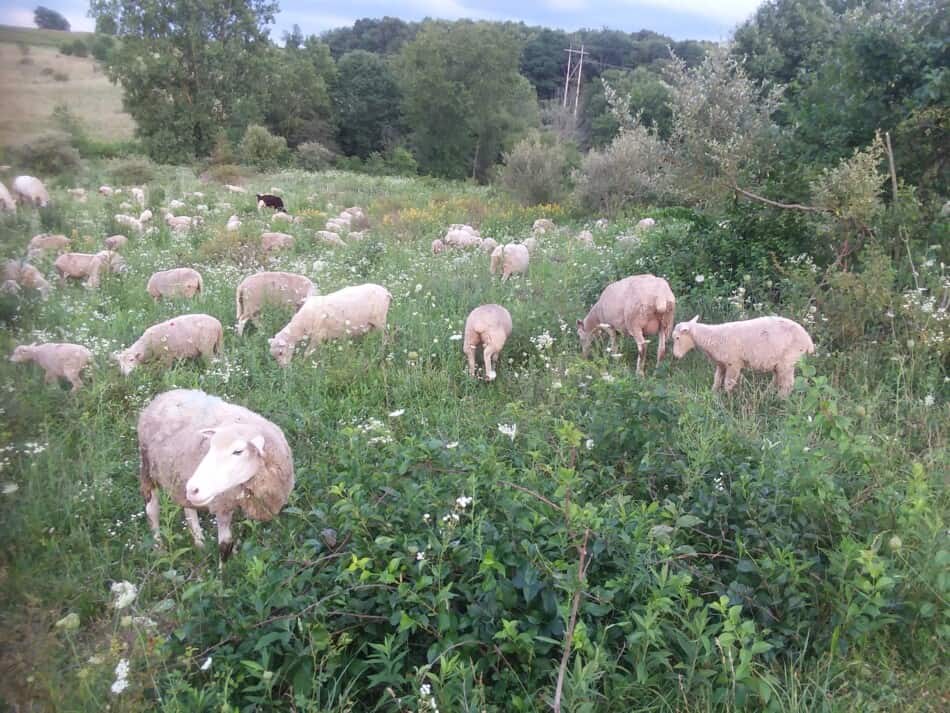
576, 320, 593, 358
186, 428, 266, 507
268, 336, 294, 367
9, 345, 32, 363
672, 324, 696, 359
114, 350, 141, 375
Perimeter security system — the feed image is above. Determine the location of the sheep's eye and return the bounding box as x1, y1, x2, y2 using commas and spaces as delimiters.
232, 449, 244, 456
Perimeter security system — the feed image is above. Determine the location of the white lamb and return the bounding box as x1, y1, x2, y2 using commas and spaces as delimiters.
316, 230, 345, 247
480, 238, 499, 254
115, 214, 144, 234
0, 181, 15, 212
139, 209, 153, 223
168, 199, 186, 211
489, 243, 530, 281
431, 239, 445, 254
672, 315, 815, 397
10, 342, 92, 392
11, 176, 49, 207
54, 251, 126, 288
268, 283, 392, 367
98, 185, 114, 196
532, 218, 555, 235
114, 314, 223, 375
463, 304, 512, 381
226, 215, 242, 232
147, 268, 203, 300
104, 234, 128, 251
271, 211, 293, 224
636, 218, 656, 231
577, 274, 676, 375
165, 213, 200, 232
27, 233, 71, 258
131, 187, 146, 208
522, 237, 538, 254
137, 388, 295, 559
2, 260, 52, 299
261, 231, 294, 252
576, 230, 595, 246
235, 271, 317, 336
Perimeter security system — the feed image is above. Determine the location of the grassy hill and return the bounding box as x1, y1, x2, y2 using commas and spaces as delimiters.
0, 25, 134, 148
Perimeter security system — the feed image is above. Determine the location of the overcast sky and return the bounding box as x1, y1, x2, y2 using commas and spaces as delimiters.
0, 1, 765, 41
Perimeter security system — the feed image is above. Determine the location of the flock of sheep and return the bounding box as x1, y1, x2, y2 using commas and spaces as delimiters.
2, 175, 816, 558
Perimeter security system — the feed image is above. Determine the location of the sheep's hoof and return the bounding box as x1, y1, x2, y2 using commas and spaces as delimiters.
218, 540, 235, 561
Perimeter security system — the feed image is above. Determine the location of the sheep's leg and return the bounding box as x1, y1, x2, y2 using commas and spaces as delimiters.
216, 510, 235, 561
713, 365, 725, 391
466, 344, 477, 378
235, 318, 247, 336
656, 330, 667, 365
483, 346, 497, 381
43, 371, 56, 385
606, 328, 618, 355
722, 365, 741, 393
184, 508, 205, 547
67, 371, 83, 392
631, 328, 646, 376
775, 368, 795, 398
145, 490, 160, 544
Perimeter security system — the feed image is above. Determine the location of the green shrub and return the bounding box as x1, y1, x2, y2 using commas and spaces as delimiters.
500, 132, 574, 206
239, 124, 290, 169
88, 34, 114, 62
386, 145, 418, 176
209, 131, 236, 166
7, 132, 81, 176
295, 141, 334, 171
204, 163, 245, 185
59, 39, 88, 57
108, 155, 157, 185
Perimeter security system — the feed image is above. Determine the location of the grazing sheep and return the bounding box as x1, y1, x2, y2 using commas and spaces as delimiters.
576, 230, 595, 246
235, 271, 317, 336
139, 209, 153, 223
27, 233, 71, 258
271, 211, 293, 224
326, 217, 349, 233
115, 213, 145, 234
261, 231, 294, 252
54, 251, 126, 288
114, 314, 223, 375
131, 187, 146, 208
225, 184, 247, 193
12, 176, 49, 207
480, 237, 498, 254
449, 224, 480, 236
431, 239, 445, 254
577, 274, 676, 375
0, 181, 15, 212
444, 229, 482, 249
532, 218, 555, 235
10, 342, 92, 392
165, 213, 200, 232
137, 388, 294, 559
672, 315, 815, 397
636, 218, 656, 231
594, 219, 608, 230
98, 185, 114, 196
341, 206, 369, 230
522, 237, 539, 254
489, 243, 530, 281
315, 230, 345, 247
269, 283, 392, 367
147, 268, 203, 300
463, 304, 512, 381
104, 234, 128, 251
225, 215, 242, 232
2, 260, 51, 299
168, 199, 186, 211
256, 193, 284, 211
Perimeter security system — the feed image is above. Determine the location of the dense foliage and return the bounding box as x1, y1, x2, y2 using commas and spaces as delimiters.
33, 5, 70, 31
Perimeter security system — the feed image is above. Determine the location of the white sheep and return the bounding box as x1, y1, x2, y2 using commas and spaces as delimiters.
104, 234, 128, 251
147, 268, 203, 300
463, 304, 512, 381
168, 199, 186, 211
636, 218, 656, 231
115, 213, 144, 234
0, 181, 15, 212
98, 185, 114, 196
271, 211, 293, 223
480, 238, 498, 254
576, 230, 595, 246
27, 233, 71, 258
131, 187, 146, 208
114, 314, 223, 375
137, 388, 294, 559
261, 231, 294, 252
522, 237, 538, 254
11, 176, 49, 207
235, 271, 317, 336
316, 230, 345, 247
431, 239, 445, 254
341, 206, 369, 230
10, 342, 92, 392
225, 184, 247, 193
165, 213, 200, 232
444, 227, 482, 249
54, 251, 126, 288
489, 243, 530, 281
269, 283, 392, 367
532, 218, 555, 235
577, 274, 676, 375
226, 215, 242, 232
139, 209, 153, 223
672, 315, 815, 397
2, 260, 51, 299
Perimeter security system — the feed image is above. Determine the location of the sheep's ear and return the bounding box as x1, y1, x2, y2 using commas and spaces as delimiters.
690, 315, 699, 324
199, 428, 216, 439
249, 435, 266, 457
576, 319, 583, 328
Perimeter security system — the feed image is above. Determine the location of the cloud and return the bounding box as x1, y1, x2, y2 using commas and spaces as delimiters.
620, 0, 762, 24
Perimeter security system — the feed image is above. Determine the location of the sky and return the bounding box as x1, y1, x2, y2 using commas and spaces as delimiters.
0, 1, 765, 42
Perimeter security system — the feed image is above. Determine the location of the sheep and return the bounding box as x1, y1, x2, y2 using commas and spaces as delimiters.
27, 233, 71, 258
98, 185, 114, 196
235, 271, 317, 336
532, 218, 555, 235
114, 314, 223, 375
316, 230, 345, 247
139, 209, 153, 223
348, 230, 366, 241
522, 237, 538, 254
131, 187, 146, 208
226, 215, 242, 232
147, 268, 203, 300
137, 388, 295, 559
67, 187, 87, 202
576, 230, 595, 246
577, 274, 676, 375
268, 283, 392, 367
444, 229, 482, 249
0, 181, 15, 212
261, 231, 294, 252
54, 250, 126, 288
168, 199, 186, 211
115, 214, 144, 234
480, 238, 498, 254
341, 206, 369, 230
271, 211, 293, 223
256, 193, 284, 211
325, 217, 350, 233
449, 224, 480, 237
463, 304, 512, 382
165, 213, 200, 232
636, 218, 656, 231
489, 243, 530, 281
225, 184, 247, 193
431, 239, 445, 254
2, 260, 51, 299
672, 315, 815, 397
10, 342, 92, 392
594, 219, 608, 230
12, 176, 49, 207
104, 234, 128, 251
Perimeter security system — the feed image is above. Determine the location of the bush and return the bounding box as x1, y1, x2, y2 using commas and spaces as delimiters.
295, 141, 334, 172
204, 164, 245, 185
53, 71, 69, 82
108, 155, 157, 185
88, 34, 114, 62
239, 124, 289, 169
386, 146, 418, 176
59, 39, 88, 58
209, 131, 236, 166
573, 125, 673, 214
500, 132, 574, 205
7, 132, 81, 176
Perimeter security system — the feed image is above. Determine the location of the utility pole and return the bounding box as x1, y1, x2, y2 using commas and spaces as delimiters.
562, 43, 588, 116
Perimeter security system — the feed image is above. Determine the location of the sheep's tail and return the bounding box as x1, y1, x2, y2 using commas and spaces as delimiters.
195, 272, 203, 295
213, 325, 224, 355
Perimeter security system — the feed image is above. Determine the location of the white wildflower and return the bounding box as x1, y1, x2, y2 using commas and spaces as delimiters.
111, 658, 130, 695
416, 551, 426, 561
695, 274, 705, 284
388, 409, 405, 418
924, 394, 935, 407
422, 513, 431, 523
498, 423, 517, 441
201, 656, 213, 671
445, 442, 459, 449
455, 495, 473, 510
2, 483, 18, 495
110, 581, 138, 610
585, 439, 594, 451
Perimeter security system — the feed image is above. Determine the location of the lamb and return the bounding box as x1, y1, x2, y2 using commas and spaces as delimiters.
325, 217, 350, 233
522, 237, 538, 254
256, 193, 284, 211
225, 215, 242, 232
146, 268, 203, 300
27, 233, 71, 258
341, 206, 369, 230
235, 271, 317, 336
225, 184, 247, 193
104, 234, 128, 251
671, 315, 815, 397
489, 243, 530, 281
316, 230, 345, 247
165, 213, 200, 232
261, 231, 294, 252
0, 181, 15, 212
131, 187, 146, 208
54, 250, 126, 288
137, 388, 295, 559
532, 218, 555, 235
139, 209, 153, 223
11, 176, 49, 207
271, 211, 293, 223
431, 239, 445, 254
114, 314, 223, 375
98, 185, 114, 196
576, 230, 595, 246
463, 304, 512, 382
577, 274, 676, 375
479, 238, 498, 254
10, 342, 92, 392
168, 199, 186, 211
444, 229, 482, 249
268, 283, 392, 367
114, 214, 144, 234
636, 218, 656, 231
2, 260, 52, 299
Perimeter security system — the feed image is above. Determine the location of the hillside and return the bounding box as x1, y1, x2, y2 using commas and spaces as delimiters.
0, 25, 134, 147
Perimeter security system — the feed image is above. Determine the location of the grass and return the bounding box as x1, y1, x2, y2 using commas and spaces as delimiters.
0, 25, 96, 48
0, 169, 945, 711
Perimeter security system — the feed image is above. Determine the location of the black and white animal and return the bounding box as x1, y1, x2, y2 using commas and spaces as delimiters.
256, 193, 285, 211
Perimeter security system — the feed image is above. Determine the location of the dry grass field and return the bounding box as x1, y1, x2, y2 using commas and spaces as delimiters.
0, 26, 135, 147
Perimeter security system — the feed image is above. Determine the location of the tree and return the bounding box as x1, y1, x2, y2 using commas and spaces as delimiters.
586, 67, 672, 148
520, 28, 569, 100
262, 37, 337, 147
34, 6, 70, 31
323, 17, 418, 59
89, 0, 278, 162
332, 50, 402, 158
398, 21, 538, 180
282, 24, 303, 49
